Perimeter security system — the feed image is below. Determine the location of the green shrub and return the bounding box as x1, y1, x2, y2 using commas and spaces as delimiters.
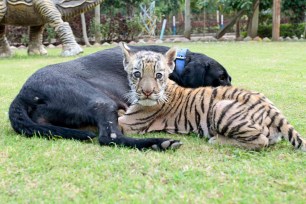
20, 33, 29, 45
241, 31, 248, 38
45, 25, 56, 43
257, 24, 272, 38
280, 23, 305, 38
258, 23, 305, 38
90, 15, 142, 42
126, 15, 142, 40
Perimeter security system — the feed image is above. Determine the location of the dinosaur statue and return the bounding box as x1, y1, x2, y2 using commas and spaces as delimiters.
0, 0, 104, 57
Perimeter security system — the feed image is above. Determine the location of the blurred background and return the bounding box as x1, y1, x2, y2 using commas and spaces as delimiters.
5, 0, 306, 45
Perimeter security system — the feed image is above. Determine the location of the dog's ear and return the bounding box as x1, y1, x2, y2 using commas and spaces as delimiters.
119, 42, 133, 69
164, 47, 177, 73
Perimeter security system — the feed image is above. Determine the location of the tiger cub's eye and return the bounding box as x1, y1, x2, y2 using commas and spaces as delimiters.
156, 73, 163, 79
133, 71, 141, 78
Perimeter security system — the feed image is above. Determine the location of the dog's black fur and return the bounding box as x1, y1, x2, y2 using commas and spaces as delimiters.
9, 45, 231, 150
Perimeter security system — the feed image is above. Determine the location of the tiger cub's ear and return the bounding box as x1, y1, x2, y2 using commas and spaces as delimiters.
119, 42, 133, 69
165, 47, 177, 73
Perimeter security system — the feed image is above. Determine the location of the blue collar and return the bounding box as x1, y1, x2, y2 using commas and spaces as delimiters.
175, 48, 188, 75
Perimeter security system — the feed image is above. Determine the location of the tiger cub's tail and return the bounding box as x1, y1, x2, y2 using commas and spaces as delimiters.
271, 109, 306, 151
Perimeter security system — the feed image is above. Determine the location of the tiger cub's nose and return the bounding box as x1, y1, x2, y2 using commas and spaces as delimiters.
142, 89, 153, 97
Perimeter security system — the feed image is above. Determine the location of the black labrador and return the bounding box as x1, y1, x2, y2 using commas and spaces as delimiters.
9, 45, 231, 150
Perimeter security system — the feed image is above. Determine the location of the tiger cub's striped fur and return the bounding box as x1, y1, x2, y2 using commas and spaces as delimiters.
118, 43, 306, 151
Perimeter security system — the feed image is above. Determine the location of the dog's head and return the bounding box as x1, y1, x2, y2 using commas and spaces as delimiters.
169, 52, 232, 88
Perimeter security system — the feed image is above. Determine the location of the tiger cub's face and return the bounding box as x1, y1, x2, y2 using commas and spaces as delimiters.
120, 43, 177, 106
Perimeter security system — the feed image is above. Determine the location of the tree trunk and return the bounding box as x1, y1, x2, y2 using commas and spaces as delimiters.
184, 0, 191, 39
247, 0, 260, 38
81, 13, 90, 46
215, 10, 246, 39
272, 0, 281, 41
94, 5, 102, 43
235, 19, 240, 39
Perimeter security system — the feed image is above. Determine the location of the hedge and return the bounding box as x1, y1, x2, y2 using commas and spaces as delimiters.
257, 23, 305, 38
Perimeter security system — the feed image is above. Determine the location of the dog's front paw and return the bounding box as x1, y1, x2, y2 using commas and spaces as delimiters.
151, 139, 183, 151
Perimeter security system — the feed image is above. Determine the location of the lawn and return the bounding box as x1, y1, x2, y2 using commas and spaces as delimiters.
0, 42, 305, 203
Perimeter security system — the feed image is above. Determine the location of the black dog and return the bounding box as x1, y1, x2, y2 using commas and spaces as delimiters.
9, 45, 231, 150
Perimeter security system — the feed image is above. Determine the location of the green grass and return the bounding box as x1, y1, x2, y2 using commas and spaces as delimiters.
0, 42, 305, 203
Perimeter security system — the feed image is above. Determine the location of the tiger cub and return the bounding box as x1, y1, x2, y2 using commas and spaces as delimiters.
118, 42, 306, 151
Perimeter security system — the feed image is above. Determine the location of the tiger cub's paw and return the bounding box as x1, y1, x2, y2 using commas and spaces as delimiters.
151, 139, 183, 151
208, 137, 218, 144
